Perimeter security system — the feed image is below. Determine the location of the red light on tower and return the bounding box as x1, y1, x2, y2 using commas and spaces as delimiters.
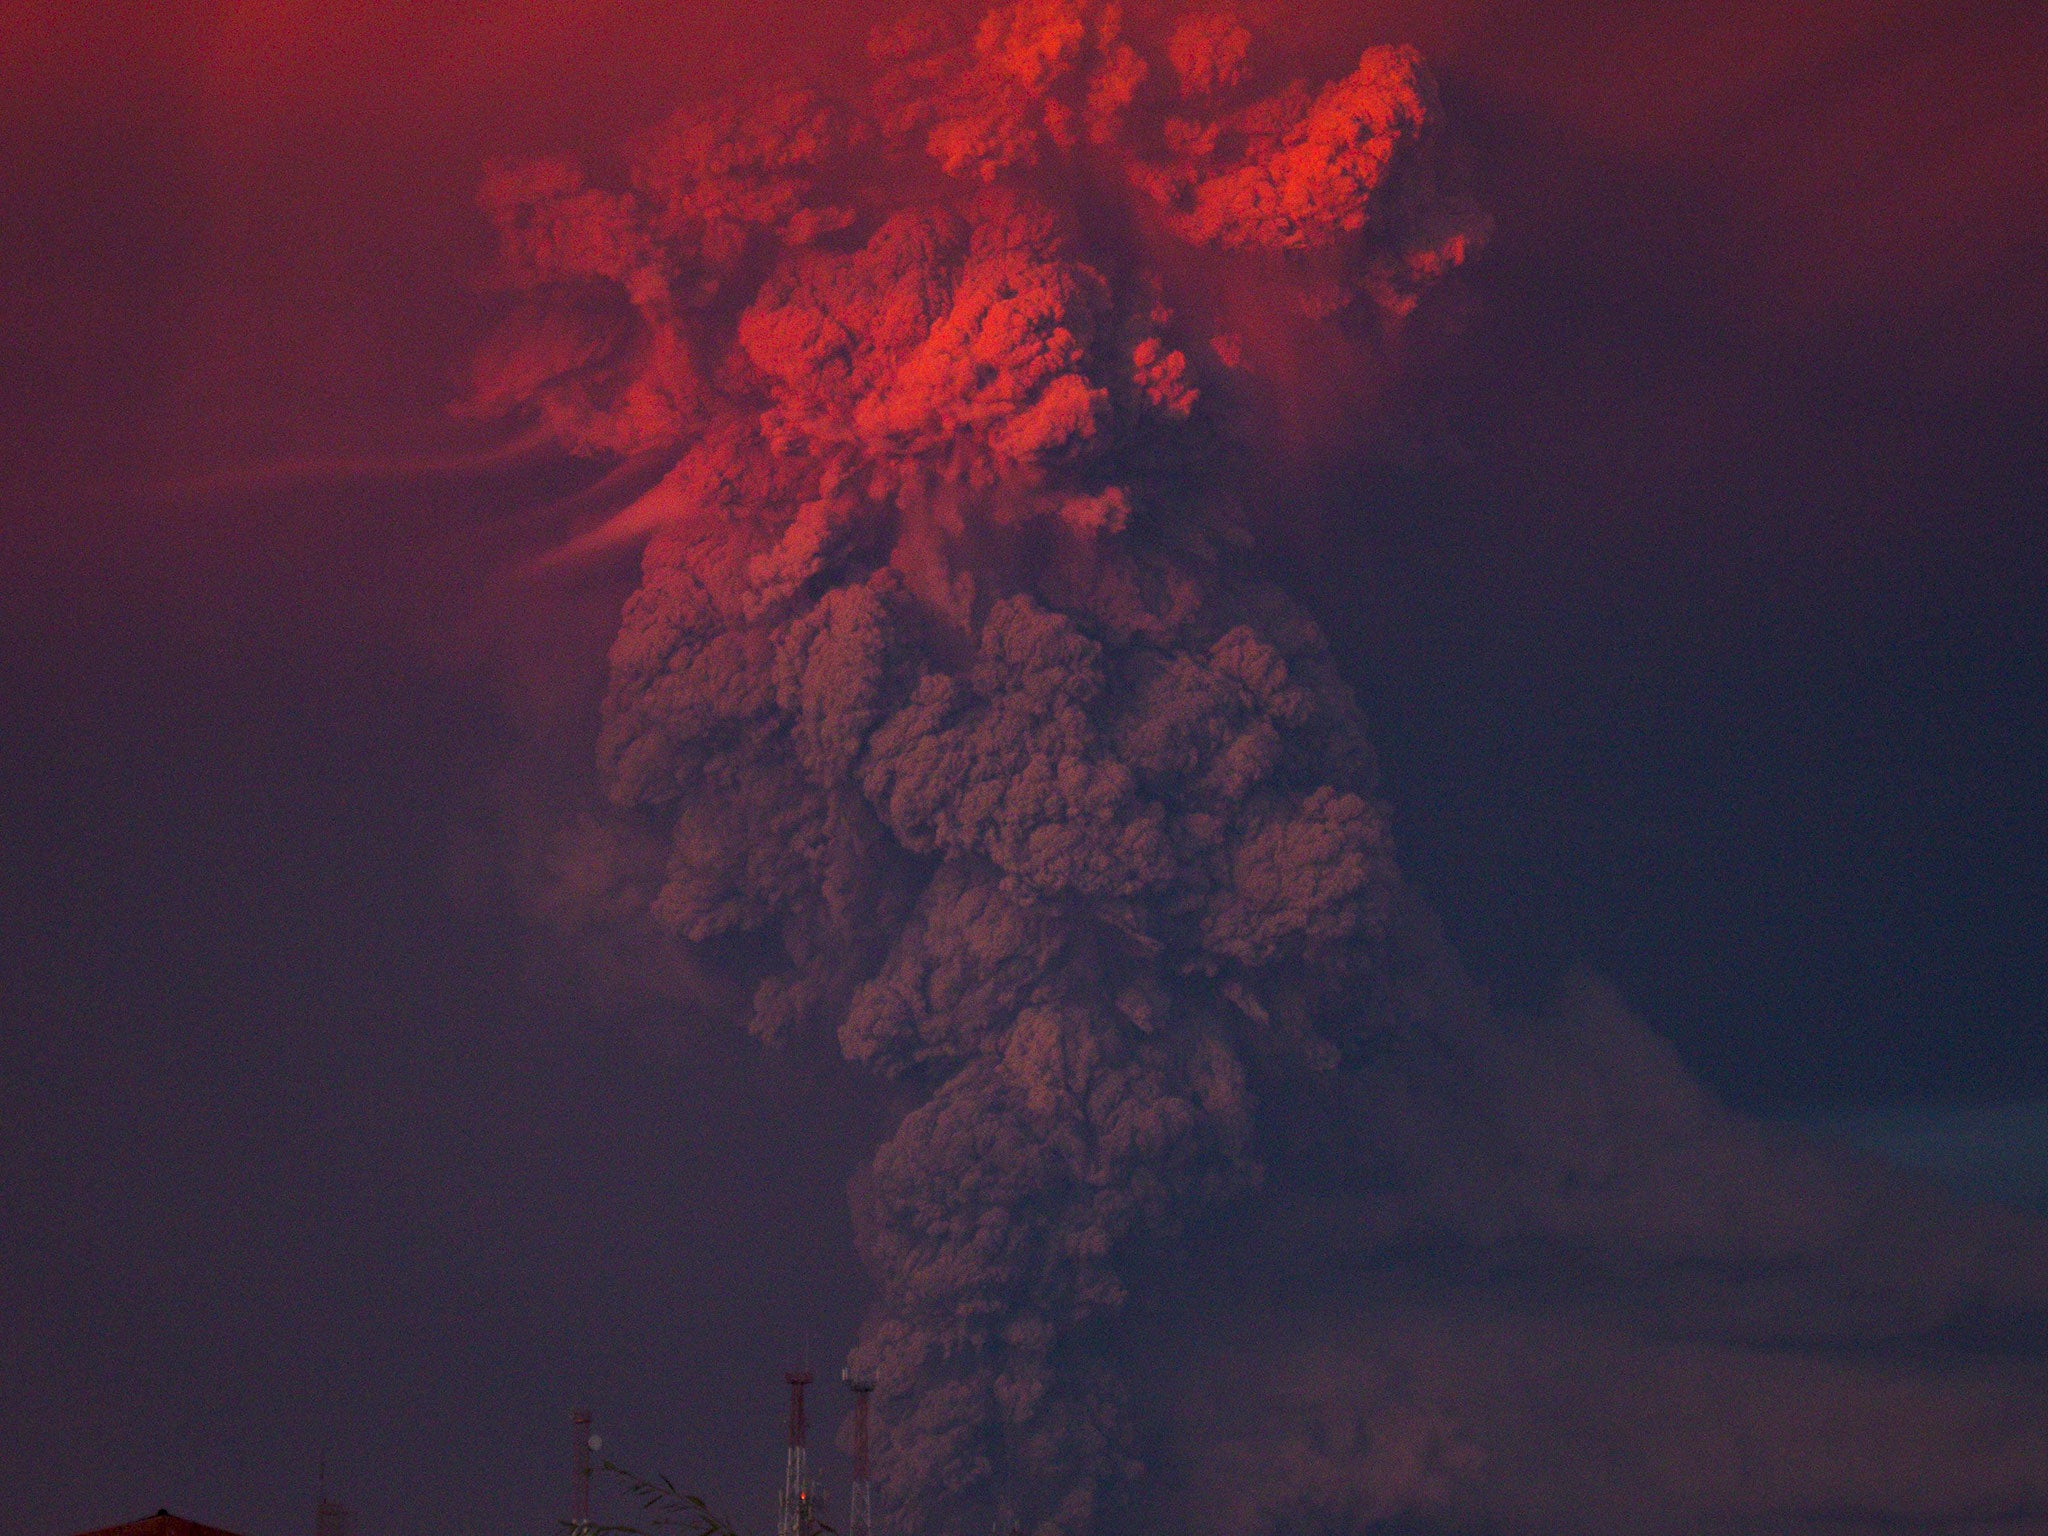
780, 1370, 814, 1536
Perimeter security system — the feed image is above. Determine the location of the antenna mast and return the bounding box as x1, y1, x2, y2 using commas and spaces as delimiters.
314, 1456, 354, 1536
779, 1369, 814, 1536
573, 1408, 595, 1528
843, 1367, 874, 1536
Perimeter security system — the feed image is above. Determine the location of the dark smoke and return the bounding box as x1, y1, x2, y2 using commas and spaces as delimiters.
464, 4, 2048, 1533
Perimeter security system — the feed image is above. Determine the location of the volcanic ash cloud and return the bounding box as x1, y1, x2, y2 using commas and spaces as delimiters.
466, 5, 2048, 1533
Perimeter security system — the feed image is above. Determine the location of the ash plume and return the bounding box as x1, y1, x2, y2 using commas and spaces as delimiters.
466, 5, 2048, 1533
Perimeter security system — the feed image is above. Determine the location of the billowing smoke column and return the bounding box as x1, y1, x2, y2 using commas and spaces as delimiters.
474, 8, 1477, 1529
469, 5, 2048, 1533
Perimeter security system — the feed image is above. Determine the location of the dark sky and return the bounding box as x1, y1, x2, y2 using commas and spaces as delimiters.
3, 2, 2046, 1534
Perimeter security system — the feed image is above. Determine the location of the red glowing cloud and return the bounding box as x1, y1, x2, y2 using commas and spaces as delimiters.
456, 0, 1485, 576
447, 8, 2048, 1536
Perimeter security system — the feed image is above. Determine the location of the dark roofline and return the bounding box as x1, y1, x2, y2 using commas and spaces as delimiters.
70, 1510, 251, 1536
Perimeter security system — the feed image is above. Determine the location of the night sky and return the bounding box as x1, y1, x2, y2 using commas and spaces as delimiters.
4, 3, 2045, 1535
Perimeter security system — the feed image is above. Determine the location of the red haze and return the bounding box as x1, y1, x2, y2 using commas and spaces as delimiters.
4, 6, 2045, 1536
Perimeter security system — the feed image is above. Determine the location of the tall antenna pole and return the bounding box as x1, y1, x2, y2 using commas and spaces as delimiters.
573, 1408, 594, 1528
779, 1369, 814, 1536
314, 1456, 353, 1536
843, 1368, 874, 1536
